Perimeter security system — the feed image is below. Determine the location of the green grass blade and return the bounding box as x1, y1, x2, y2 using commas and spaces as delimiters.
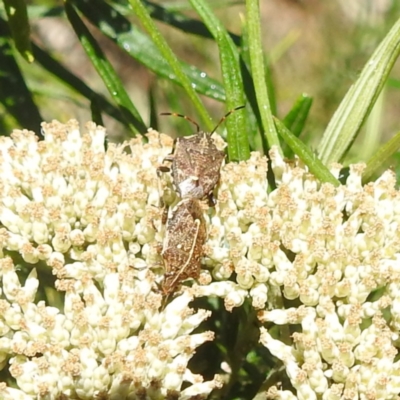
239, 19, 265, 153
65, 2, 146, 135
72, 0, 226, 102
361, 88, 385, 161
189, 0, 249, 161
90, 97, 105, 127
239, 60, 264, 153
135, 0, 241, 44
363, 130, 400, 182
32, 43, 129, 126
264, 61, 277, 117
318, 17, 400, 164
128, 0, 213, 132
3, 0, 33, 62
0, 18, 42, 132
282, 94, 313, 159
246, 0, 280, 152
118, 33, 225, 102
160, 0, 244, 12
148, 84, 159, 131
283, 94, 313, 137
240, 13, 277, 140
274, 117, 340, 187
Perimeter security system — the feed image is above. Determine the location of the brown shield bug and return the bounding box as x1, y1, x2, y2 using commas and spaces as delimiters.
161, 197, 207, 295
158, 106, 245, 203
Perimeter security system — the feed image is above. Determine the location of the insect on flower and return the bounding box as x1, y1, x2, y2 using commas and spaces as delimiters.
161, 197, 207, 295
158, 106, 245, 204
158, 106, 245, 295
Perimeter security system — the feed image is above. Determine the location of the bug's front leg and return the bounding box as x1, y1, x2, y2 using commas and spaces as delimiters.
156, 154, 174, 177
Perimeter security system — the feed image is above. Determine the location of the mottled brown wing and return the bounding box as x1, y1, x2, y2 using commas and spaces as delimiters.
171, 135, 200, 198
161, 198, 206, 295
190, 134, 225, 197
171, 134, 225, 200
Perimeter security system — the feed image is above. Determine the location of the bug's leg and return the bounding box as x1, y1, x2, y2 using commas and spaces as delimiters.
156, 137, 175, 177
164, 154, 175, 162
156, 154, 173, 224
157, 164, 170, 173
161, 204, 169, 225
156, 177, 170, 225
161, 271, 182, 297
207, 192, 217, 207
157, 162, 171, 178
150, 208, 158, 231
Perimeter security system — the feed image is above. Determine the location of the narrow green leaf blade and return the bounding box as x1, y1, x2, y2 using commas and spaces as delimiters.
189, 0, 249, 161
239, 20, 265, 153
363, 130, 400, 182
318, 17, 400, 164
128, 0, 213, 132
65, 2, 146, 135
118, 33, 225, 102
274, 117, 340, 187
245, 0, 280, 152
283, 94, 313, 137
3, 0, 33, 62
135, 0, 241, 44
72, 0, 227, 102
90, 97, 105, 127
0, 18, 42, 132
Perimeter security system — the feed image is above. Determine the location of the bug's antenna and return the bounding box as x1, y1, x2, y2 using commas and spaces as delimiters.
160, 112, 200, 133
210, 105, 245, 134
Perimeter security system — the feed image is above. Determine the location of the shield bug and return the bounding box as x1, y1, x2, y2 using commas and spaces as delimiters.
161, 197, 207, 295
159, 106, 245, 203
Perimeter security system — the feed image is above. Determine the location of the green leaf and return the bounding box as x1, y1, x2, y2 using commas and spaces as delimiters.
3, 0, 33, 62
159, 0, 244, 12
274, 117, 340, 187
283, 94, 313, 137
72, 0, 227, 102
128, 0, 213, 132
282, 93, 313, 158
239, 61, 264, 153
360, 88, 385, 161
363, 130, 400, 182
135, 0, 241, 45
90, 97, 104, 127
148, 84, 159, 132
245, 0, 280, 152
264, 61, 277, 117
240, 14, 277, 154
239, 21, 265, 153
0, 18, 42, 132
189, 0, 249, 161
318, 17, 400, 164
65, 2, 146, 135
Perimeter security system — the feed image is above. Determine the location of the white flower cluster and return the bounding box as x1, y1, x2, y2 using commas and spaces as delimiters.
201, 147, 400, 399
0, 121, 219, 399
1, 120, 400, 399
